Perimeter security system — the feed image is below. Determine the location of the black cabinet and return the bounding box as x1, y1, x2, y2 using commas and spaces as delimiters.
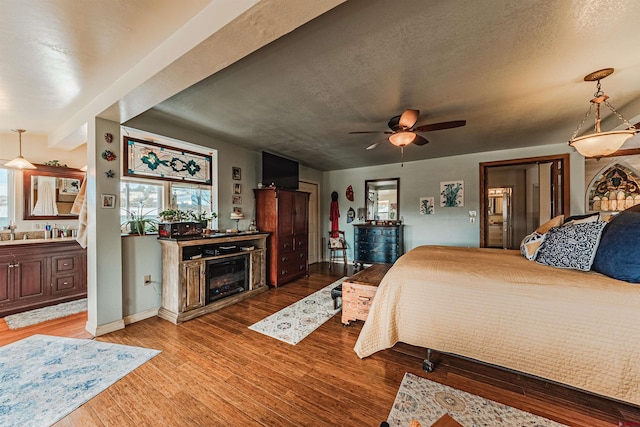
353, 224, 404, 269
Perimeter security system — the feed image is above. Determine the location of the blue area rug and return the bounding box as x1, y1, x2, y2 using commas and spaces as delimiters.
0, 334, 160, 427
3, 299, 87, 329
248, 278, 344, 345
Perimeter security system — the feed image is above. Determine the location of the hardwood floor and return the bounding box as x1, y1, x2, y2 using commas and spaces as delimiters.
2, 262, 639, 426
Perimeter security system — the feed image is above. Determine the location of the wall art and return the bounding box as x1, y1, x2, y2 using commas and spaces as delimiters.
233, 183, 241, 194
419, 197, 435, 215
123, 136, 211, 184
101, 194, 116, 209
232, 167, 241, 180
440, 180, 464, 207
232, 196, 242, 205
102, 150, 117, 161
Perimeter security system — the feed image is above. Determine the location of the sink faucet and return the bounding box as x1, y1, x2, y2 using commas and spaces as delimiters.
8, 223, 16, 241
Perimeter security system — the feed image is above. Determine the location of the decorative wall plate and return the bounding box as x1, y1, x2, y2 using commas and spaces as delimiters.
346, 185, 354, 201
104, 133, 113, 143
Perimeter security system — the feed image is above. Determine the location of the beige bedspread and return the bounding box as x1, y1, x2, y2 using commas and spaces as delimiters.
354, 245, 640, 405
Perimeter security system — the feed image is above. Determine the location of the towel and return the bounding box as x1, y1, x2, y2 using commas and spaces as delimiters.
32, 178, 58, 216
71, 178, 87, 248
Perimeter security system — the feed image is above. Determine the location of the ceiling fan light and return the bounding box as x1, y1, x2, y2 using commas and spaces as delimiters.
389, 131, 416, 147
569, 130, 635, 157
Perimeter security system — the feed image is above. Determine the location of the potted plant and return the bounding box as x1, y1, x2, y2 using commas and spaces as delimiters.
189, 210, 217, 228
159, 208, 190, 223
122, 202, 159, 235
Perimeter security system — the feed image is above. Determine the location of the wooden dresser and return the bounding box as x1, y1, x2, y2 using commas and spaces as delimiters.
353, 223, 404, 270
254, 188, 309, 287
341, 263, 392, 325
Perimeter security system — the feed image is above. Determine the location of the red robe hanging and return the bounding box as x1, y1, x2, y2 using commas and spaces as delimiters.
330, 200, 340, 237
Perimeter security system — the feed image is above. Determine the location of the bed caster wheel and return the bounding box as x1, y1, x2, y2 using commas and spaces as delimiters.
422, 360, 434, 372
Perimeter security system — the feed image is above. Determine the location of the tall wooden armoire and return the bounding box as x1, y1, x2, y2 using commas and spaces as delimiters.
254, 188, 309, 287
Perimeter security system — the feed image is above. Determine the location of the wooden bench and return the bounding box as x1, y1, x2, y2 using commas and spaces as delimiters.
341, 263, 392, 325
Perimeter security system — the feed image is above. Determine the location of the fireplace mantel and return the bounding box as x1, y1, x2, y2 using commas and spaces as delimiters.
157, 233, 269, 324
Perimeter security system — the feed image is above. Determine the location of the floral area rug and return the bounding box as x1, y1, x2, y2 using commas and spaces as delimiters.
248, 278, 345, 345
0, 334, 160, 427
3, 298, 87, 329
387, 373, 567, 426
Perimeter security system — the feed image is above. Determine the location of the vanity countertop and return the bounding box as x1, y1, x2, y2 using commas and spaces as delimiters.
0, 236, 78, 246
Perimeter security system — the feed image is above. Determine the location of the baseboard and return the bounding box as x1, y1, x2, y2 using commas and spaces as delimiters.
85, 318, 125, 336
123, 307, 159, 325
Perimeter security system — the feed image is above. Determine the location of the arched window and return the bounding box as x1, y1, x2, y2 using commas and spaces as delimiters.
587, 163, 640, 212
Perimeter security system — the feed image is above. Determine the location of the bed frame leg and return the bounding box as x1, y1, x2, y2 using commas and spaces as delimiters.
422, 348, 435, 373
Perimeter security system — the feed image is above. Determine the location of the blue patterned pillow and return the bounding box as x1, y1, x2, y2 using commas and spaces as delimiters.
535, 221, 606, 271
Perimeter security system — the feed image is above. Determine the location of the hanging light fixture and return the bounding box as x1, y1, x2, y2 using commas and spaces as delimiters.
568, 68, 638, 157
5, 129, 36, 169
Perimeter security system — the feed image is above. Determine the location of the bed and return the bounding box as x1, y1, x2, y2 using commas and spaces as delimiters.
353, 245, 640, 406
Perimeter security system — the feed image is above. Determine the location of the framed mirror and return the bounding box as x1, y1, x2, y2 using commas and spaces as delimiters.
365, 178, 400, 221
23, 165, 85, 220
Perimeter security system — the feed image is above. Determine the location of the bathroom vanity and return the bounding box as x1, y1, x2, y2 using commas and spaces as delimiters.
0, 238, 86, 317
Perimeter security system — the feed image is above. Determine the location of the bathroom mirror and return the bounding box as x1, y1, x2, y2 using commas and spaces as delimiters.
23, 165, 85, 220
365, 178, 400, 221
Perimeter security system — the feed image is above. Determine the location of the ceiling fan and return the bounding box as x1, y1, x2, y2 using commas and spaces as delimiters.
349, 109, 466, 151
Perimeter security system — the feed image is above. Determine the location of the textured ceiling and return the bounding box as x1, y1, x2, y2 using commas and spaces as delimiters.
129, 0, 640, 170
4, 0, 640, 171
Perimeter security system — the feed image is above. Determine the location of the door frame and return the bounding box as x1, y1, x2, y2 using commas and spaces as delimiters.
479, 154, 570, 248
299, 180, 320, 264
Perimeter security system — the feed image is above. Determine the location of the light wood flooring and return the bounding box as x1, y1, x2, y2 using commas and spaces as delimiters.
1, 263, 639, 426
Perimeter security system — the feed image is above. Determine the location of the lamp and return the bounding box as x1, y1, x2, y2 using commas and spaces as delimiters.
568, 68, 638, 157
5, 129, 36, 169
230, 210, 244, 230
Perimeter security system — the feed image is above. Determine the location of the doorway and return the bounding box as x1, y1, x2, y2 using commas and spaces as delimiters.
479, 154, 570, 248
299, 180, 320, 264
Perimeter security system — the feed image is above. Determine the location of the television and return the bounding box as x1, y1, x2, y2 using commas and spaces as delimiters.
262, 151, 299, 190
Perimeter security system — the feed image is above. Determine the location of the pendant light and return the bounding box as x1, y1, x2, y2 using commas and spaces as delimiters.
568, 68, 638, 157
5, 129, 36, 169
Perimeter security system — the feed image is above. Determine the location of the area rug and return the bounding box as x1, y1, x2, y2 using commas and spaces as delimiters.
0, 334, 161, 427
248, 278, 345, 345
3, 298, 87, 329
387, 373, 567, 426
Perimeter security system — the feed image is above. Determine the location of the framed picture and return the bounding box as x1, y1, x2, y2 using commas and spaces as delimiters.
440, 180, 464, 207
233, 183, 241, 194
232, 196, 242, 204
59, 178, 81, 194
233, 207, 242, 215
232, 167, 241, 181
101, 194, 116, 209
419, 197, 435, 215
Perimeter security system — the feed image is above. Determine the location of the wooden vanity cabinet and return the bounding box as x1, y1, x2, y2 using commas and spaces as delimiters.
0, 239, 87, 317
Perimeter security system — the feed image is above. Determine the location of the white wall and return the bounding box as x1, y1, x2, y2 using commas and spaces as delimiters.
322, 143, 584, 260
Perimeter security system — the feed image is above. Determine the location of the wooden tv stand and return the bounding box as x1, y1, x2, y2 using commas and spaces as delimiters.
157, 233, 269, 324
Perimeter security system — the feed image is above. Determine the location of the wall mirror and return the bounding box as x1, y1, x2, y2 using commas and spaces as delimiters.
365, 178, 400, 221
23, 164, 85, 220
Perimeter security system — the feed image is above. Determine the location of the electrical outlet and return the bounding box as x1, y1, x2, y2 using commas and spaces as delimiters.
144, 275, 152, 285
470, 217, 476, 224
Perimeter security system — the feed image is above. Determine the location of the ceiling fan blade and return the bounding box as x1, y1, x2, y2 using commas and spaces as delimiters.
413, 120, 466, 132
413, 135, 430, 146
399, 109, 420, 129
366, 137, 389, 150
349, 131, 392, 134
